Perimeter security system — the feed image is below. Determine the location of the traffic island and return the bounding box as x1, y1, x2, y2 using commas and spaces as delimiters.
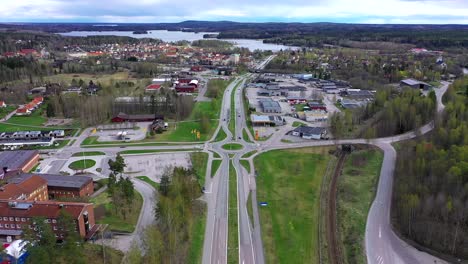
68, 159, 96, 170
221, 143, 244, 150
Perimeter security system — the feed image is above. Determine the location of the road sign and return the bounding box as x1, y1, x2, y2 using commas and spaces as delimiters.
259, 202, 268, 206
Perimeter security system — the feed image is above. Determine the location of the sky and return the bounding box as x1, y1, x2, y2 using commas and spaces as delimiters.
0, 0, 468, 24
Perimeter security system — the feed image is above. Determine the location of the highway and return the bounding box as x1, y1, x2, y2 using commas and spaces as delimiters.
38, 53, 449, 263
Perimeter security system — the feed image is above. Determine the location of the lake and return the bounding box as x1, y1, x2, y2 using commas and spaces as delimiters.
58, 30, 297, 51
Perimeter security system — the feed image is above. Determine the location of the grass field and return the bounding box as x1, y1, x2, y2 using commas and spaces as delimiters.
72, 151, 106, 157
187, 202, 207, 264
254, 147, 332, 263
136, 176, 159, 189
222, 143, 243, 150
91, 190, 143, 233
228, 83, 237, 135
211, 160, 222, 177
227, 160, 238, 264
243, 129, 253, 143
191, 152, 209, 187
242, 150, 257, 159
68, 159, 96, 170
337, 149, 383, 264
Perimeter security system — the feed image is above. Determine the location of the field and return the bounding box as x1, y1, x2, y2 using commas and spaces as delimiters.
90, 190, 143, 232
68, 159, 96, 170
254, 147, 332, 263
337, 149, 383, 264
191, 152, 209, 187
211, 159, 222, 177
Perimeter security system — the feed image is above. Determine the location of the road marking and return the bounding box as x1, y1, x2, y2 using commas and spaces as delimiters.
379, 226, 382, 238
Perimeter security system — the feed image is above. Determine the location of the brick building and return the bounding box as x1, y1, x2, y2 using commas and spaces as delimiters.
7, 173, 94, 200
0, 150, 40, 177
0, 175, 48, 201
0, 200, 96, 241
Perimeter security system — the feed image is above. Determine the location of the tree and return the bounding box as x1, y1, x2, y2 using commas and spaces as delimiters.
46, 103, 55, 117
159, 172, 170, 197
22, 217, 58, 264
108, 154, 126, 175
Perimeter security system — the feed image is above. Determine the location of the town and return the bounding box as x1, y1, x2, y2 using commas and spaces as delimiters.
0, 11, 467, 264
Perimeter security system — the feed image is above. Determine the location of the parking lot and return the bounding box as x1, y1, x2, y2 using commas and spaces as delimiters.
94, 122, 150, 142
123, 153, 192, 182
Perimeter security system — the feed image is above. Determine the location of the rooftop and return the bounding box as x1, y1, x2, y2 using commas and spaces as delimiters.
0, 200, 92, 219
0, 150, 39, 171
8, 173, 93, 190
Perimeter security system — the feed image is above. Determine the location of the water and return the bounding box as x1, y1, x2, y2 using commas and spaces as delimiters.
58, 30, 297, 51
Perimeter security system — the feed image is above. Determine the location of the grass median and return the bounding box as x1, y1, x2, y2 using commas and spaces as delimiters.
227, 160, 239, 264
191, 152, 209, 187
254, 147, 333, 263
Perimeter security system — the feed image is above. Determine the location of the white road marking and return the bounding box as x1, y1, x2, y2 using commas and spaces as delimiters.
379, 227, 382, 238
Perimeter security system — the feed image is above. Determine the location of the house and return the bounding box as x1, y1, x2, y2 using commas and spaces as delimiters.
340, 99, 364, 109
258, 98, 282, 113
291, 126, 326, 140
111, 113, 163, 123
400, 79, 432, 90
0, 101, 6, 108
145, 84, 161, 92
175, 85, 196, 93
0, 175, 48, 201
0, 150, 40, 177
7, 173, 94, 200
307, 101, 327, 111
0, 200, 96, 240
250, 114, 285, 126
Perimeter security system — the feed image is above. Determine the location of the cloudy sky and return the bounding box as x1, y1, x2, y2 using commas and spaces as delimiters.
1, 0, 468, 24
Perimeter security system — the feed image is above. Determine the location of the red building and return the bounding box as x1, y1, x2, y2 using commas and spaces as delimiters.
0, 175, 48, 201
0, 200, 96, 241
175, 85, 196, 93
190, 65, 204, 72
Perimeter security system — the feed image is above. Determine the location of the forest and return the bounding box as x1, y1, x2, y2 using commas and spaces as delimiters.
392, 77, 468, 259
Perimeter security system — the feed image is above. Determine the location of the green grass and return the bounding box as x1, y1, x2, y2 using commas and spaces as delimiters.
280, 139, 293, 143
191, 152, 209, 187
240, 159, 251, 174
22, 139, 70, 150
254, 147, 332, 264
29, 163, 41, 173
68, 159, 96, 170
117, 149, 198, 155
243, 128, 253, 143
292, 121, 305, 127
136, 176, 159, 189
0, 105, 16, 119
214, 128, 227, 142
83, 243, 123, 264
294, 104, 307, 112
187, 203, 207, 264
227, 160, 238, 264
222, 143, 243, 150
212, 151, 221, 158
90, 190, 143, 233
337, 149, 383, 264
228, 83, 237, 135
242, 150, 257, 159
81, 136, 200, 148
72, 151, 106, 157
211, 160, 222, 177
247, 191, 254, 228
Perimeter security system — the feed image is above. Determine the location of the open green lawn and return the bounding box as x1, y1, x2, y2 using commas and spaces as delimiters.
254, 147, 332, 264
187, 202, 207, 264
68, 159, 96, 170
191, 152, 209, 187
337, 149, 383, 264
294, 104, 307, 112
292, 121, 305, 127
136, 176, 159, 189
90, 190, 143, 233
222, 143, 243, 150
227, 160, 238, 264
211, 160, 222, 177
72, 151, 106, 157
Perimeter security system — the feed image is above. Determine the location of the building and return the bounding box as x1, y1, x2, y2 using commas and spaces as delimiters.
340, 99, 365, 109
145, 84, 161, 92
340, 89, 375, 100
0, 101, 6, 108
0, 150, 40, 176
307, 101, 327, 111
111, 113, 163, 123
400, 79, 432, 90
250, 114, 285, 126
7, 173, 94, 200
0, 200, 96, 240
291, 126, 326, 140
304, 110, 328, 122
0, 138, 55, 149
258, 98, 282, 113
0, 175, 48, 201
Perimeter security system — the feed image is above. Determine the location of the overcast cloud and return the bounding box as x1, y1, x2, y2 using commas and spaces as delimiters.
0, 0, 467, 24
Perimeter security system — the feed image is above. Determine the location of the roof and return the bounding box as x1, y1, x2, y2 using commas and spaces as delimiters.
251, 114, 271, 122
0, 150, 39, 171
145, 84, 161, 90
8, 173, 93, 190
259, 99, 281, 109
0, 200, 92, 219
293, 126, 326, 135
0, 175, 46, 200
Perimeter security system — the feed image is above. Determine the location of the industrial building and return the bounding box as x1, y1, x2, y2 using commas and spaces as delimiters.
250, 114, 285, 126
258, 98, 282, 113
